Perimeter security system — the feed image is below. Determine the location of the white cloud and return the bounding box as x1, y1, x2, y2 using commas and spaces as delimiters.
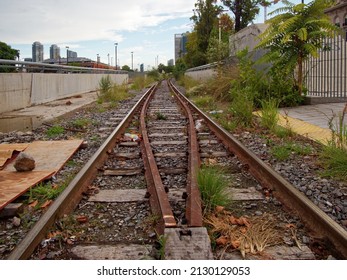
1, 0, 196, 44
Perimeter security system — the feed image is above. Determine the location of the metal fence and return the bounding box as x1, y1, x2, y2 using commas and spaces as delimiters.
304, 33, 347, 99
0, 59, 128, 74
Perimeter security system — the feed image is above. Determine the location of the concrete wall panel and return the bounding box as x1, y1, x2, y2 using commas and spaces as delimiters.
0, 73, 128, 114
0, 73, 32, 114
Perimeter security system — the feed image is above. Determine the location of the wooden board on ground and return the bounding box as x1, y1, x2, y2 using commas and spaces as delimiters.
0, 143, 29, 168
0, 139, 83, 210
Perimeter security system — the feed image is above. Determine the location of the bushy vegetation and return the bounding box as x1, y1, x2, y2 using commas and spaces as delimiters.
97, 75, 129, 105
319, 112, 347, 180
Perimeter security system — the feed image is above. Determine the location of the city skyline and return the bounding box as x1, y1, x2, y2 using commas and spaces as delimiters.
1, 1, 302, 69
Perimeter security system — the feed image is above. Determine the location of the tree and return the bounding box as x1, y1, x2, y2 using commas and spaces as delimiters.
0, 42, 19, 72
121, 65, 131, 71
0, 41, 19, 60
189, 0, 221, 66
222, 0, 261, 31
256, 0, 339, 95
207, 13, 234, 62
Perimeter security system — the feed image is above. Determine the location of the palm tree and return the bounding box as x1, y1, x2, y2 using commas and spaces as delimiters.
257, 0, 340, 96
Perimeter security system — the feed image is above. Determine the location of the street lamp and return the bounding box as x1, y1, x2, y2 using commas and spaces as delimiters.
96, 54, 99, 68
66, 46, 69, 65
115, 43, 118, 70
131, 51, 134, 70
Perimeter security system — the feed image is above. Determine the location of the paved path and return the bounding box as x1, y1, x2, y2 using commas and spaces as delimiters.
278, 103, 346, 144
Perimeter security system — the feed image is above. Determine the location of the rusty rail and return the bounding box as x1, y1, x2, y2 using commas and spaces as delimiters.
168, 81, 202, 227
140, 83, 176, 231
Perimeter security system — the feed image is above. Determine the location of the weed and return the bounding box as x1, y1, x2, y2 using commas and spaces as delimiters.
46, 125, 65, 138
319, 109, 347, 180
260, 98, 279, 132
157, 234, 168, 260
71, 118, 90, 129
197, 165, 231, 214
274, 126, 294, 138
229, 87, 254, 127
319, 144, 347, 180
271, 142, 312, 161
155, 112, 167, 120
28, 182, 66, 205
192, 95, 215, 110
97, 80, 129, 104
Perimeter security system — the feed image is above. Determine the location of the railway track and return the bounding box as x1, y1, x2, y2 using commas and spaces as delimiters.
5, 80, 347, 260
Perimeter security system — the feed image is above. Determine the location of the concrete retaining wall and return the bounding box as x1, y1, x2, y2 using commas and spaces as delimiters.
0, 73, 128, 114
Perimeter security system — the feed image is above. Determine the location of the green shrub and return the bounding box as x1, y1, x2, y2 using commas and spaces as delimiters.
260, 98, 279, 131
46, 125, 65, 138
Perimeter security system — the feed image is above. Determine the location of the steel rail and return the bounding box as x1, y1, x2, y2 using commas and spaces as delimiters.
168, 81, 202, 227
7, 84, 157, 260
140, 83, 176, 232
168, 79, 347, 259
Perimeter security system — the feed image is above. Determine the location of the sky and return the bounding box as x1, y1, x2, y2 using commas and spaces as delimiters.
0, 0, 303, 70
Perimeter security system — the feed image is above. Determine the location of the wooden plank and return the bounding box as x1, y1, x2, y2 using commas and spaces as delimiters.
88, 189, 147, 202
3, 140, 83, 173
103, 168, 142, 176
200, 151, 229, 158
199, 139, 219, 144
0, 139, 83, 210
118, 142, 139, 147
0, 203, 24, 218
227, 187, 264, 201
159, 168, 186, 174
0, 171, 54, 210
149, 133, 185, 137
151, 140, 186, 145
0, 143, 29, 168
154, 152, 186, 158
114, 152, 140, 159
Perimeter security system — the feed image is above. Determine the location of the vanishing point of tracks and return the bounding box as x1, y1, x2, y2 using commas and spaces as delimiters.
7, 80, 347, 260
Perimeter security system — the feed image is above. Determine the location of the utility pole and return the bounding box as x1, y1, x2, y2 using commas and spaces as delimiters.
66, 46, 69, 65
131, 51, 134, 70
114, 43, 118, 69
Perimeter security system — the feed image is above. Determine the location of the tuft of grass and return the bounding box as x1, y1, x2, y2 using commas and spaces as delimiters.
28, 182, 66, 205
319, 144, 347, 180
271, 142, 312, 161
71, 118, 90, 129
97, 79, 129, 104
192, 95, 215, 110
155, 112, 167, 120
46, 125, 65, 138
229, 87, 254, 127
131, 76, 156, 90
319, 111, 347, 180
197, 165, 231, 214
260, 98, 279, 132
156, 234, 168, 260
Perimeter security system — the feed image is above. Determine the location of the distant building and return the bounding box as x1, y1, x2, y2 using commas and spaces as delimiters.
32, 41, 44, 62
67, 49, 77, 58
140, 63, 144, 72
325, 0, 347, 38
50, 44, 60, 60
167, 59, 174, 66
174, 32, 188, 62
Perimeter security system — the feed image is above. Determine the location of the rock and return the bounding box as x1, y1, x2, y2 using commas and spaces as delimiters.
12, 216, 21, 227
14, 152, 35, 171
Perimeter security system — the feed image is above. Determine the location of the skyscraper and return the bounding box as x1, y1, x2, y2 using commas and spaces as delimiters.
32, 41, 44, 62
174, 32, 188, 63
50, 44, 60, 60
